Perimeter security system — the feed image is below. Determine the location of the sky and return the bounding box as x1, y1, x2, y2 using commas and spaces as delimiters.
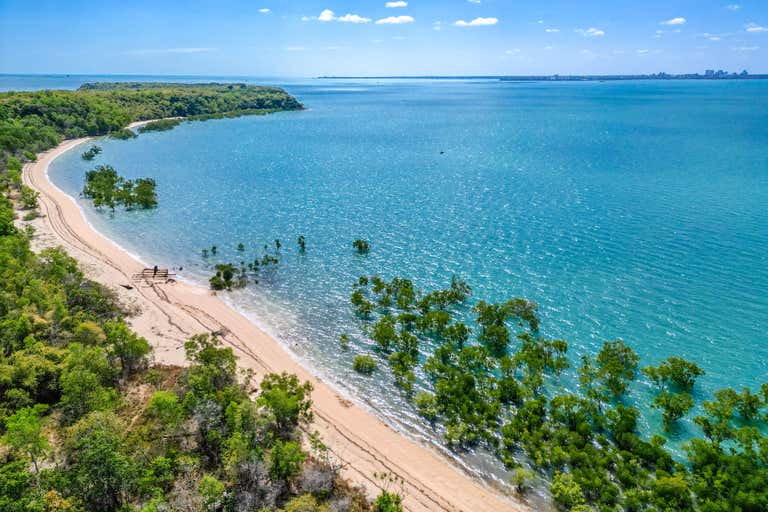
1, 0, 767, 76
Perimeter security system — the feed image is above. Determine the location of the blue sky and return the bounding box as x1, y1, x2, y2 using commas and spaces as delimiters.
1, 0, 766, 76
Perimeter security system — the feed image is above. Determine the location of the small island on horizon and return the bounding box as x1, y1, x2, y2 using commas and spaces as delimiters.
320, 69, 768, 81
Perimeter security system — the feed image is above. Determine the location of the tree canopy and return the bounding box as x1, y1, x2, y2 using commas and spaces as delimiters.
348, 273, 768, 511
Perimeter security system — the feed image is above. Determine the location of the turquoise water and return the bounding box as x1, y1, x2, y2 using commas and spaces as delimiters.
44, 78, 768, 486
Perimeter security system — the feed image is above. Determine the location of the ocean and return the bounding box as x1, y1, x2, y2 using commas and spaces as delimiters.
9, 74, 768, 489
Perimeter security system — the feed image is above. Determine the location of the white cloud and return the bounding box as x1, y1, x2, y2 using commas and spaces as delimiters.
745, 23, 768, 33
734, 46, 759, 51
709, 36, 722, 41
455, 17, 499, 27
467, 0, 482, 3
544, 45, 554, 50
307, 9, 371, 23
259, 8, 270, 13
505, 48, 521, 55
545, 28, 560, 33
660, 17, 686, 26
433, 21, 442, 31
338, 13, 372, 23
726, 4, 741, 11
385, 1, 408, 7
376, 15, 414, 24
636, 49, 650, 54
576, 27, 605, 37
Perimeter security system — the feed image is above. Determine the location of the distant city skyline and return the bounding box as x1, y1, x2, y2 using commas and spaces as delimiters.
1, 0, 767, 76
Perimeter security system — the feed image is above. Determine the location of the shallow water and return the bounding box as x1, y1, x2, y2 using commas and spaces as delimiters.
43, 77, 768, 489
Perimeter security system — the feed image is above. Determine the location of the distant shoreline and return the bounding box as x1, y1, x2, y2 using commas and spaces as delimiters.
319, 74, 768, 82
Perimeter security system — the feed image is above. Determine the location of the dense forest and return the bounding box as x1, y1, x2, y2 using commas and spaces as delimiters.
0, 82, 303, 183
0, 84, 406, 512
346, 275, 768, 511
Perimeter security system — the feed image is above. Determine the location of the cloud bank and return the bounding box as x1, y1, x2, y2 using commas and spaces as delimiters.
454, 17, 498, 27
376, 15, 415, 24
308, 9, 371, 23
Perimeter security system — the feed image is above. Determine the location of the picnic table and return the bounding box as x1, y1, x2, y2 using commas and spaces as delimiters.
131, 268, 176, 283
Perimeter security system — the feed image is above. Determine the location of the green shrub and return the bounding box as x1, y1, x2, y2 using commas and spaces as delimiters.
137, 119, 182, 133
353, 355, 377, 375
284, 494, 329, 512
374, 490, 403, 512
109, 128, 138, 140
414, 392, 438, 422
82, 165, 157, 210
81, 145, 102, 160
352, 239, 370, 254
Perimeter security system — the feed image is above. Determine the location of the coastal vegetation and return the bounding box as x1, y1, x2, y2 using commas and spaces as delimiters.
0, 192, 385, 511
137, 119, 182, 133
109, 128, 138, 140
19, 186, 39, 211
0, 83, 405, 511
203, 240, 290, 291
353, 355, 377, 375
80, 145, 102, 160
353, 239, 370, 254
209, 263, 247, 291
348, 274, 768, 511
0, 82, 303, 181
82, 165, 157, 210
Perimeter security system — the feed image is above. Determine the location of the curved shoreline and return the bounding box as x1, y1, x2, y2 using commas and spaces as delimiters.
22, 123, 529, 512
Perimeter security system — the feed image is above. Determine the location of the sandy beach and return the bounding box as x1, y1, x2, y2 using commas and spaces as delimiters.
21, 122, 528, 512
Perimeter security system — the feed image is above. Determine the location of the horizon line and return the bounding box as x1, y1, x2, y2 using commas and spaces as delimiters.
2, 70, 768, 79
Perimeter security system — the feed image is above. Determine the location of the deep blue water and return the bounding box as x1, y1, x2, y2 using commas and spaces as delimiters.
20, 75, 768, 486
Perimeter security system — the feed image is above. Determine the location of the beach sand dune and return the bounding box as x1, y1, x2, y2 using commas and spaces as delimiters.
21, 125, 528, 512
